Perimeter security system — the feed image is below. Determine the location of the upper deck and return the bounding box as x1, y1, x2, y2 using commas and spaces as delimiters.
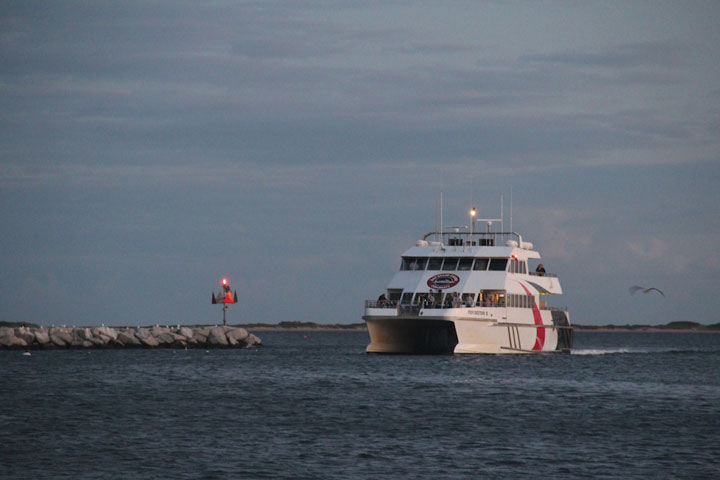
382, 230, 563, 299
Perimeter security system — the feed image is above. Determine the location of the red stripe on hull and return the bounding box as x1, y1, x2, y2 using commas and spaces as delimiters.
518, 282, 545, 350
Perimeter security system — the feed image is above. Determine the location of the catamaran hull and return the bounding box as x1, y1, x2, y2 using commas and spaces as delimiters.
364, 310, 572, 354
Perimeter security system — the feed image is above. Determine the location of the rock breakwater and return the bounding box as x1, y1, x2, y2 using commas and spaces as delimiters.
0, 325, 262, 350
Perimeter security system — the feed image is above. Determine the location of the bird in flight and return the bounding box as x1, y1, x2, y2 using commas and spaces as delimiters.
629, 285, 665, 297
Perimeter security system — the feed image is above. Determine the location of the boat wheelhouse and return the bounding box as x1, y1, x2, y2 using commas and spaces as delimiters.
363, 226, 572, 354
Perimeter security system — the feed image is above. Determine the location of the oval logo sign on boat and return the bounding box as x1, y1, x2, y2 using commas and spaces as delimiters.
427, 273, 460, 289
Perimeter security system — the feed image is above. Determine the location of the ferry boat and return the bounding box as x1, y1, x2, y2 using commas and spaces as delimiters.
363, 211, 572, 354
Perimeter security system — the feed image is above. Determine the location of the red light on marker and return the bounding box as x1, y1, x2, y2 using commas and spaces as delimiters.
222, 278, 228, 286
511, 254, 518, 260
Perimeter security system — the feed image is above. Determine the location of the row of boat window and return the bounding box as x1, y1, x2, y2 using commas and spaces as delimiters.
401, 256, 528, 273
389, 291, 536, 308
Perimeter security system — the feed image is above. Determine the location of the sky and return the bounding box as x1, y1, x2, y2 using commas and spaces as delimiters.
1, 0, 719, 327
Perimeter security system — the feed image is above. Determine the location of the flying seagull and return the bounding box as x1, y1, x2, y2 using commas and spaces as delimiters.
629, 285, 665, 297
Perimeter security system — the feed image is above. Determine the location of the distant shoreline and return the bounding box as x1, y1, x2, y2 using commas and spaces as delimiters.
2, 321, 718, 333
573, 327, 720, 333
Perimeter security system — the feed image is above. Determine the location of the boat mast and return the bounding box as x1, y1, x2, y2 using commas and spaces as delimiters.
510, 186, 513, 234
500, 195, 504, 232
440, 191, 443, 240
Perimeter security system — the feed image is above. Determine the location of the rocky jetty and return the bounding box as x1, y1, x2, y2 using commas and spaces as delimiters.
0, 325, 262, 350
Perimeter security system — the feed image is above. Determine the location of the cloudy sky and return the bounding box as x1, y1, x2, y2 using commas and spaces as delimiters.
2, 1, 719, 327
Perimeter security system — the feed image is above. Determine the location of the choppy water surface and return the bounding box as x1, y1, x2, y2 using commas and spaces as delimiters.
2, 331, 719, 479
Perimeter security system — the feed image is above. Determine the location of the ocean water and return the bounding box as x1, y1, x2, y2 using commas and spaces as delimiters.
2, 331, 719, 479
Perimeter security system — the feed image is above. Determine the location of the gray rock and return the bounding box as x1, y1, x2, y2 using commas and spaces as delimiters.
207, 327, 228, 346
196, 327, 212, 337
97, 326, 118, 340
226, 327, 249, 342
77, 328, 93, 340
19, 331, 35, 345
245, 333, 262, 346
70, 334, 86, 347
85, 335, 105, 347
151, 326, 170, 336
6, 336, 28, 348
137, 334, 159, 347
169, 333, 187, 342
117, 332, 141, 346
35, 331, 51, 345
0, 334, 20, 348
157, 332, 175, 345
51, 331, 73, 346
178, 327, 194, 339
134, 328, 151, 339
49, 334, 68, 347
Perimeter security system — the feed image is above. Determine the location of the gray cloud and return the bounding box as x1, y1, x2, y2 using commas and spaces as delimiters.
520, 41, 690, 69
1, 1, 719, 326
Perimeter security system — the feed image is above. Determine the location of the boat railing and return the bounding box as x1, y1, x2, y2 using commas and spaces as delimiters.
422, 230, 521, 246
366, 299, 568, 313
529, 271, 558, 278
365, 300, 398, 309
366, 299, 507, 309
397, 305, 422, 316
545, 306, 569, 312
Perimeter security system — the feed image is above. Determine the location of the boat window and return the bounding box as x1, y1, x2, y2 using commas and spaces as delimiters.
506, 294, 537, 308
509, 259, 527, 274
457, 258, 473, 271
427, 257, 443, 270
442, 257, 459, 270
461, 293, 475, 306
473, 258, 489, 271
401, 292, 413, 305
400, 257, 427, 271
388, 289, 402, 302
488, 258, 508, 271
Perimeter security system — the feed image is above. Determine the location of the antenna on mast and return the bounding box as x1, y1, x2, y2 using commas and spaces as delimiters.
500, 195, 504, 231
510, 185, 513, 233
440, 191, 443, 237
434, 196, 439, 241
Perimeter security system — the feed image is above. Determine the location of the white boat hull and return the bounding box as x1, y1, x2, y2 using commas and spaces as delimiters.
364, 308, 572, 354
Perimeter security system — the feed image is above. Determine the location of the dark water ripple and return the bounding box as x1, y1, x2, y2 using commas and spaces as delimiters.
2, 331, 719, 479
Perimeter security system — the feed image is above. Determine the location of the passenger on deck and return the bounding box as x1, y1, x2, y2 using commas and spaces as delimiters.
451, 292, 461, 308
536, 264, 546, 276
427, 290, 435, 307
377, 293, 387, 307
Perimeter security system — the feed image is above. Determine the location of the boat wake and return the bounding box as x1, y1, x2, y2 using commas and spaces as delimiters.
572, 348, 635, 355
572, 347, 720, 355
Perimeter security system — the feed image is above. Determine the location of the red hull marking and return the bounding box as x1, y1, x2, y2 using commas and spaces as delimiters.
518, 282, 545, 350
